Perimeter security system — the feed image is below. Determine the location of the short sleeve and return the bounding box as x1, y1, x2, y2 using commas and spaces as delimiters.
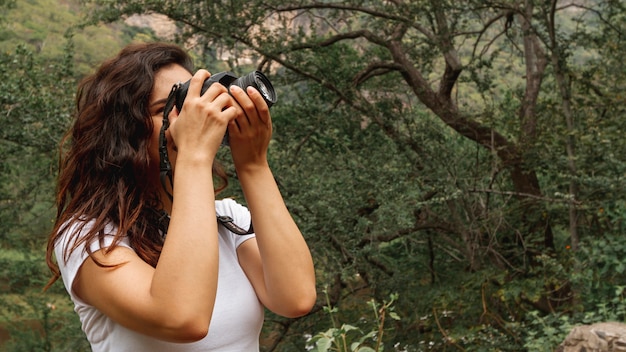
215, 198, 256, 248
54, 220, 131, 303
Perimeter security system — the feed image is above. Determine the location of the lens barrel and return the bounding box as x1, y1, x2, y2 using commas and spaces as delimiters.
231, 71, 277, 108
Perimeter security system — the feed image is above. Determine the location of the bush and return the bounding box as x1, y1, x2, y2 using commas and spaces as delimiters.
307, 289, 401, 352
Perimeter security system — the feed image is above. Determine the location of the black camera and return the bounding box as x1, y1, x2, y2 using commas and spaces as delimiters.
174, 71, 277, 112
173, 71, 277, 146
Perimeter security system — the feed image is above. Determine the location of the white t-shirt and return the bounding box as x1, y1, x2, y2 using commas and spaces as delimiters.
55, 198, 264, 352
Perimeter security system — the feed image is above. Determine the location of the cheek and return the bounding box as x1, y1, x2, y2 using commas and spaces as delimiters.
148, 118, 162, 166
145, 132, 162, 189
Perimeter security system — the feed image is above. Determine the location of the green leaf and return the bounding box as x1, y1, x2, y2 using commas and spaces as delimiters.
389, 312, 401, 321
315, 336, 334, 351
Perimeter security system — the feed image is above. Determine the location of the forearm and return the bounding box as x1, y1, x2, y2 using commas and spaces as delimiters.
151, 159, 219, 323
238, 165, 316, 309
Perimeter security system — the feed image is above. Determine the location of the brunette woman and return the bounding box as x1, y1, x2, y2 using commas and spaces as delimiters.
46, 42, 316, 351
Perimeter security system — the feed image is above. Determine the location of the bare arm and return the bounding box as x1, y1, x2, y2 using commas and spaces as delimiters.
229, 85, 317, 317
73, 70, 239, 342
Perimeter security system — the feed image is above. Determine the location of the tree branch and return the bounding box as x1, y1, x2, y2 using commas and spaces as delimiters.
274, 2, 437, 41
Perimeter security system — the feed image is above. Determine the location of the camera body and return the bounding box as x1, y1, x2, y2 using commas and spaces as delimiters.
173, 71, 277, 146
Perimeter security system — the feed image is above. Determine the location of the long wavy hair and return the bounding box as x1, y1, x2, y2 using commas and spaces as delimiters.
45, 42, 228, 288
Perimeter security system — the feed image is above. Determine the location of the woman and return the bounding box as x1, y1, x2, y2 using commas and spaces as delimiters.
45, 42, 316, 351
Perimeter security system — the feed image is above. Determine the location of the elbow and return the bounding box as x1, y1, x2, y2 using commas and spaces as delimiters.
285, 304, 314, 319
175, 323, 209, 343
282, 288, 317, 318
160, 314, 210, 343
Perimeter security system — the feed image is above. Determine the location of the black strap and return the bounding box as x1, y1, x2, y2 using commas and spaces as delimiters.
156, 82, 253, 236
155, 211, 253, 238
217, 215, 254, 235
159, 83, 179, 203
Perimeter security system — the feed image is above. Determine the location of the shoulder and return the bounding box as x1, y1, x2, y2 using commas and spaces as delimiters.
215, 198, 251, 227
215, 198, 254, 245
215, 197, 248, 215
55, 218, 130, 261
54, 218, 132, 304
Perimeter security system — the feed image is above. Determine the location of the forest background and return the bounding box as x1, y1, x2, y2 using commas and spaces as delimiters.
1, 0, 625, 351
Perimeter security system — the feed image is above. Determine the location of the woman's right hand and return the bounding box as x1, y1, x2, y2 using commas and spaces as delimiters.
169, 70, 240, 163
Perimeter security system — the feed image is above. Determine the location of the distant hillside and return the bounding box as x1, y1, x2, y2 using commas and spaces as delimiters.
1, 1, 309, 73
0, 0, 157, 75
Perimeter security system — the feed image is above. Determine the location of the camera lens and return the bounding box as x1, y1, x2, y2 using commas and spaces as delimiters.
232, 71, 277, 108
257, 81, 271, 101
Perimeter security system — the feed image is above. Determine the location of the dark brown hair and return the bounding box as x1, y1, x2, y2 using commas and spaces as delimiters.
46, 42, 228, 288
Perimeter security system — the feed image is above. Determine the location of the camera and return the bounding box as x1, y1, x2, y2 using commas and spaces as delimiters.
173, 71, 277, 146
174, 70, 277, 112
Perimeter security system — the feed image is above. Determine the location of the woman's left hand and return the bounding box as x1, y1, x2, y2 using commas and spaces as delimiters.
227, 85, 273, 171
228, 85, 317, 318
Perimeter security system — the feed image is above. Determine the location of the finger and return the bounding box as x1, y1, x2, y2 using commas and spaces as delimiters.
228, 86, 254, 126
201, 81, 231, 104
188, 70, 211, 97
229, 86, 255, 111
220, 103, 242, 122
245, 86, 270, 124
230, 117, 241, 132
212, 91, 236, 111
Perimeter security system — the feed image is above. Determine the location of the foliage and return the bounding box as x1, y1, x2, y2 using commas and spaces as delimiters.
0, 43, 74, 248
0, 36, 87, 350
1, 0, 626, 351
519, 227, 626, 351
307, 290, 400, 352
134, 0, 625, 349
0, 249, 89, 351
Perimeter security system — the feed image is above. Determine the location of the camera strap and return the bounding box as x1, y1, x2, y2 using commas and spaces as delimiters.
158, 83, 179, 204
157, 82, 253, 237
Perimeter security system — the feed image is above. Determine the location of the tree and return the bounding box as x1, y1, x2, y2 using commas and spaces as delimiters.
0, 42, 75, 248
80, 0, 626, 350
0, 33, 95, 350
